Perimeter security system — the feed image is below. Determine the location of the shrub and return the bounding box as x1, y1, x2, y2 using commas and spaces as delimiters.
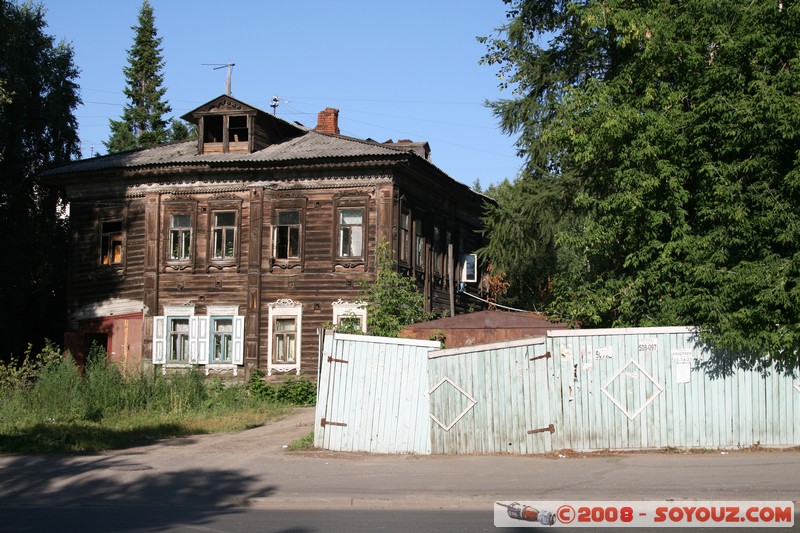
247, 369, 316, 406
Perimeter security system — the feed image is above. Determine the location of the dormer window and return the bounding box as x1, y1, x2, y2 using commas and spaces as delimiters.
182, 95, 306, 155
201, 114, 251, 153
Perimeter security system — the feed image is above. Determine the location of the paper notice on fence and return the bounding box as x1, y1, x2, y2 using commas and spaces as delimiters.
672, 348, 693, 384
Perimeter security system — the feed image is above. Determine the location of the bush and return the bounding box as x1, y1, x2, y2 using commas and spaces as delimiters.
247, 370, 316, 406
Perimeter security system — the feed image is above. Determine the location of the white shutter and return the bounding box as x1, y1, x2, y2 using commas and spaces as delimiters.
197, 316, 209, 364
188, 316, 199, 364
232, 315, 245, 365
152, 316, 166, 364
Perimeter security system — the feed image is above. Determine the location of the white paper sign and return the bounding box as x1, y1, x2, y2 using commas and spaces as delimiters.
672, 348, 693, 384
595, 346, 613, 360
638, 337, 658, 352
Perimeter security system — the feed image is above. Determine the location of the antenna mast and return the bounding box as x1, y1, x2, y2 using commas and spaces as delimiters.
202, 63, 236, 95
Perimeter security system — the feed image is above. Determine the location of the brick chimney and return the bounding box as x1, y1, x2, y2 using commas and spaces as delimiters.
315, 107, 340, 135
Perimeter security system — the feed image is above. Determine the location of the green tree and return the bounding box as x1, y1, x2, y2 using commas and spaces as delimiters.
480, 0, 800, 373
0, 1, 80, 358
167, 117, 196, 142
105, 0, 171, 153
362, 241, 432, 337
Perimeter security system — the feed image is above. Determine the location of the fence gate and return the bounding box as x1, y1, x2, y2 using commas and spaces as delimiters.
426, 338, 554, 454
314, 331, 438, 454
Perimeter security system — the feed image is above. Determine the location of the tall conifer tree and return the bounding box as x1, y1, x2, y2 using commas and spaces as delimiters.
105, 0, 171, 153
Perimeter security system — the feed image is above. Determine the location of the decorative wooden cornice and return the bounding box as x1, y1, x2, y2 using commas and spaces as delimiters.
207, 98, 249, 113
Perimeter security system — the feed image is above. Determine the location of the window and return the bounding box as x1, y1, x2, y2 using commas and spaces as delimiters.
169, 214, 192, 260
462, 253, 478, 283
168, 317, 190, 363
153, 308, 243, 367
228, 115, 249, 144
212, 211, 237, 260
211, 317, 233, 363
273, 318, 297, 363
201, 114, 251, 154
267, 299, 302, 375
399, 211, 410, 263
433, 225, 441, 273
332, 300, 367, 333
274, 210, 301, 259
415, 220, 425, 269
203, 115, 223, 144
101, 220, 123, 266
337, 207, 364, 258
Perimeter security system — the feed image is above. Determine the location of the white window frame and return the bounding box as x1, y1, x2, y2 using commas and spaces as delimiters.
205, 305, 244, 375
461, 253, 478, 283
332, 299, 367, 333
267, 299, 302, 376
336, 207, 365, 259
153, 305, 243, 374
153, 305, 195, 369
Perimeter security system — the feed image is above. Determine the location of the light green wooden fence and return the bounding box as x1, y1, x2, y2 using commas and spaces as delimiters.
314, 327, 800, 454
314, 331, 438, 454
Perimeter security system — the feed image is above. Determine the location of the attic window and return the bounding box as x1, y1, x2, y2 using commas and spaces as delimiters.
201, 114, 250, 153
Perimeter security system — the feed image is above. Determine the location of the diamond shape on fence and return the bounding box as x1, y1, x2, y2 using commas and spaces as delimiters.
427, 376, 477, 431
601, 359, 664, 420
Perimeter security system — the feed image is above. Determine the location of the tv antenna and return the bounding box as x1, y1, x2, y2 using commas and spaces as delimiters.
202, 63, 235, 96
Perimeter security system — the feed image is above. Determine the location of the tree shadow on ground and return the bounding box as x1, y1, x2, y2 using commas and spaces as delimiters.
0, 454, 275, 532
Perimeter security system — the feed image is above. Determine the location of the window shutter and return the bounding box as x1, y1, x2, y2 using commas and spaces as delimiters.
232, 315, 245, 365
188, 316, 199, 364
197, 316, 209, 364
152, 316, 166, 364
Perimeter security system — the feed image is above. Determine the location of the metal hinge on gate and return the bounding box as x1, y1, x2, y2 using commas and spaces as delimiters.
528, 423, 555, 435
320, 417, 347, 427
530, 351, 552, 361
327, 356, 348, 363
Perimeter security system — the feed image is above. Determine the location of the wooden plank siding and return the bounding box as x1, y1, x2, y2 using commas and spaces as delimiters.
314, 331, 437, 454
315, 327, 800, 455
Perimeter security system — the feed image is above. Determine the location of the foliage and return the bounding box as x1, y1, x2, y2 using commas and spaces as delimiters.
361, 240, 433, 337
0, 343, 300, 453
104, 0, 182, 153
287, 431, 315, 451
247, 370, 317, 406
480, 0, 800, 373
0, 1, 80, 360
0, 340, 62, 393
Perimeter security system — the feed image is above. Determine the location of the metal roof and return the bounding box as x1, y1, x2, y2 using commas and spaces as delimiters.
40, 130, 421, 177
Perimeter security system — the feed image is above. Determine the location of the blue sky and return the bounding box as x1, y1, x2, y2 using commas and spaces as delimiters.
39, 0, 523, 188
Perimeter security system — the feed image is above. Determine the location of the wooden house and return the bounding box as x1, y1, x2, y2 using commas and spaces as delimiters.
41, 94, 490, 378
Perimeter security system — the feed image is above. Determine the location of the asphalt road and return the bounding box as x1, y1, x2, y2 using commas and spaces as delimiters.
1, 408, 797, 532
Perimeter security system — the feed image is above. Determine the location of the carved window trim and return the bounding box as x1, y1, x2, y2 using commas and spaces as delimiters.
163, 200, 197, 272
266, 299, 302, 376
332, 299, 367, 333
269, 197, 306, 272
207, 199, 242, 272
332, 194, 368, 271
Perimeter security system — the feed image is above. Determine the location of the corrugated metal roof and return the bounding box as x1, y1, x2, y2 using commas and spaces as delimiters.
41, 130, 420, 177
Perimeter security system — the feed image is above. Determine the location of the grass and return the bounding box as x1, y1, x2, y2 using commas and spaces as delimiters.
287, 431, 315, 451
0, 343, 312, 454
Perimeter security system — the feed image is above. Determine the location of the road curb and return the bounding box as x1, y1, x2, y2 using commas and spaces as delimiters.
245, 495, 493, 510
